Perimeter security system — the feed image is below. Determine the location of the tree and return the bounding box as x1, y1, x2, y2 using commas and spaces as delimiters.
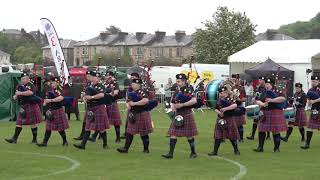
92, 47, 133, 67
193, 6, 256, 64
106, 25, 121, 34
146, 57, 182, 66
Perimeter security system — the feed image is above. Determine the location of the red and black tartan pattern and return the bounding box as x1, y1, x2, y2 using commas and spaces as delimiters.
127, 111, 153, 136
106, 102, 122, 126
234, 115, 246, 127
288, 107, 307, 127
307, 111, 320, 130
46, 108, 69, 131
168, 109, 198, 137
258, 109, 287, 133
85, 104, 110, 131
214, 116, 240, 140
16, 104, 42, 126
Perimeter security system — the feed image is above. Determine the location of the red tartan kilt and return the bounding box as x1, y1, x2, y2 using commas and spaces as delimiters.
106, 102, 122, 126
259, 109, 287, 133
168, 109, 198, 137
214, 116, 240, 140
17, 104, 42, 126
85, 105, 110, 131
307, 111, 320, 130
46, 108, 69, 131
127, 111, 153, 136
288, 108, 307, 127
235, 115, 246, 127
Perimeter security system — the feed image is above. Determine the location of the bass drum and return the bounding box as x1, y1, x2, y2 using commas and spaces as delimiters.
205, 80, 222, 108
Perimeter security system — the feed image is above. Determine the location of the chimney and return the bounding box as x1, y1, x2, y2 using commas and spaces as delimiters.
155, 31, 166, 41
21, 28, 26, 34
118, 32, 128, 41
136, 32, 146, 41
175, 30, 186, 42
266, 29, 277, 40
100, 31, 111, 41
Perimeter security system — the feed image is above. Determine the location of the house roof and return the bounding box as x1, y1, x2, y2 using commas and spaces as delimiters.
0, 49, 10, 56
150, 35, 192, 47
256, 32, 295, 41
228, 40, 320, 64
42, 39, 77, 49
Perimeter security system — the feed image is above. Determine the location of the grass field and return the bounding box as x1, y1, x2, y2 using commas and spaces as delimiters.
0, 105, 320, 180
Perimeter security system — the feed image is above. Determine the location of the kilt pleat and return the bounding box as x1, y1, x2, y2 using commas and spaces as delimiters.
127, 111, 153, 136
288, 108, 307, 127
214, 116, 240, 140
258, 109, 287, 133
235, 115, 246, 127
168, 109, 198, 137
16, 104, 42, 126
85, 105, 109, 131
106, 102, 122, 126
46, 108, 69, 131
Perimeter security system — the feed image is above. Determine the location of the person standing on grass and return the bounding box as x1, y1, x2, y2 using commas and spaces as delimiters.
162, 73, 198, 159
5, 72, 42, 144
301, 76, 320, 150
254, 77, 287, 153
74, 71, 110, 150
37, 77, 69, 147
208, 86, 240, 156
90, 71, 122, 143
280, 83, 307, 143
74, 71, 92, 140
233, 77, 246, 143
245, 81, 254, 106
165, 78, 173, 103
117, 78, 153, 154
120, 72, 140, 139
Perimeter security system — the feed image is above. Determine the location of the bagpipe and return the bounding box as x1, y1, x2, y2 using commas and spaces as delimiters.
141, 60, 156, 99
306, 89, 320, 120
16, 84, 42, 105
259, 90, 285, 109
127, 90, 158, 112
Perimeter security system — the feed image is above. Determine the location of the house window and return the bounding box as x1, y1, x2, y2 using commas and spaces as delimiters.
176, 47, 183, 57
156, 48, 160, 57
149, 49, 152, 57
76, 58, 80, 66
169, 48, 172, 57
82, 47, 88, 55
137, 47, 143, 55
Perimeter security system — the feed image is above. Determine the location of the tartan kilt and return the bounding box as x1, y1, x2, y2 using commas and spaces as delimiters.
17, 104, 42, 126
235, 115, 246, 127
46, 108, 69, 131
288, 107, 307, 127
307, 110, 320, 130
127, 111, 153, 136
85, 105, 110, 131
106, 102, 122, 126
168, 109, 198, 137
258, 109, 287, 133
214, 116, 240, 140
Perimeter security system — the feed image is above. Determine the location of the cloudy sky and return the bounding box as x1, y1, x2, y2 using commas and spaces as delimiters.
0, 0, 319, 41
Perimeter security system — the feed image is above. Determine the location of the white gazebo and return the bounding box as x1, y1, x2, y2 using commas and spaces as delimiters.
228, 40, 320, 92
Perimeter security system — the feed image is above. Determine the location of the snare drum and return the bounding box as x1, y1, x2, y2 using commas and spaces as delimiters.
284, 107, 296, 122
245, 105, 261, 119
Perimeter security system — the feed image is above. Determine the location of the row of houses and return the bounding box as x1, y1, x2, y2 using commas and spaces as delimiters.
42, 31, 193, 66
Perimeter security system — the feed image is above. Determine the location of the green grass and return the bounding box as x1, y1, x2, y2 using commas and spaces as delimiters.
0, 105, 320, 180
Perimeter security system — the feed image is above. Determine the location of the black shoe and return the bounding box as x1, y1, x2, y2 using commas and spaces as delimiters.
301, 144, 310, 149
103, 144, 109, 149
117, 147, 128, 153
88, 137, 96, 142
253, 147, 264, 152
143, 149, 150, 154
246, 136, 254, 140
115, 138, 121, 143
161, 153, 173, 159
273, 148, 280, 153
5, 138, 17, 144
73, 136, 83, 140
120, 135, 126, 140
280, 137, 288, 142
208, 151, 218, 156
234, 150, 240, 155
73, 144, 85, 150
36, 143, 47, 147
31, 139, 37, 144
189, 153, 197, 159
62, 141, 68, 147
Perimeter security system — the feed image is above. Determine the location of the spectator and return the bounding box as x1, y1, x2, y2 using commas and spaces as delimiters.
165, 78, 174, 103
244, 81, 254, 106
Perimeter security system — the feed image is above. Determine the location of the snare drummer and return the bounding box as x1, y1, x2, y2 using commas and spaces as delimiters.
208, 86, 240, 156
301, 76, 320, 149
281, 83, 307, 143
254, 77, 287, 153
162, 73, 198, 159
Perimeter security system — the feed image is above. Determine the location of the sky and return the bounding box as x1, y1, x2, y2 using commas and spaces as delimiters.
0, 0, 320, 41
